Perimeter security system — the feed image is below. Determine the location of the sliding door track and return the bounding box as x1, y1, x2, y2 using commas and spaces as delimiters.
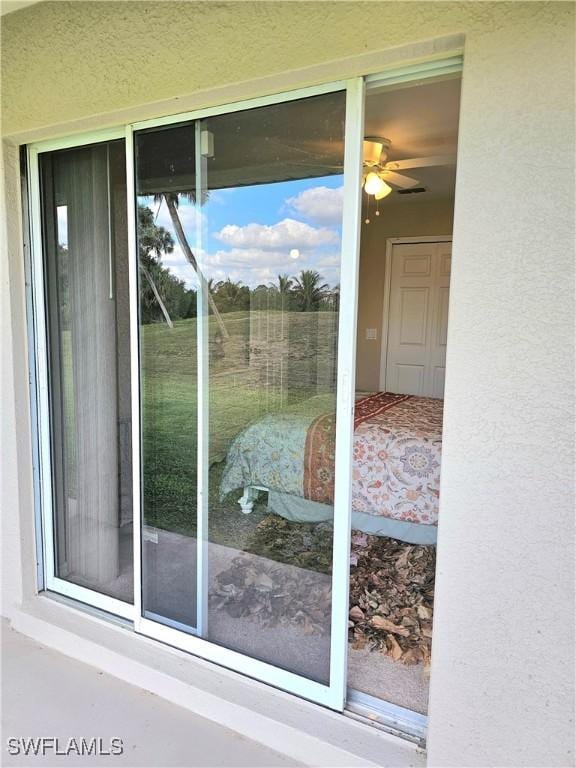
346, 689, 427, 745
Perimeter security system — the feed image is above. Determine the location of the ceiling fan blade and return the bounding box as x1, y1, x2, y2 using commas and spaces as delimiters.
381, 170, 420, 189
384, 154, 456, 172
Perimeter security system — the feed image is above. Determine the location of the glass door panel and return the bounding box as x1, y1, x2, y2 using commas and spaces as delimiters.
200, 92, 345, 682
135, 123, 199, 630
40, 140, 133, 604
134, 83, 363, 704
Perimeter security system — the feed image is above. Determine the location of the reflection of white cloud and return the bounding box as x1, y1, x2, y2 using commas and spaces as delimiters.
160, 242, 340, 290
215, 218, 337, 250
286, 186, 344, 224
204, 264, 281, 287
163, 263, 196, 289
143, 196, 203, 241
157, 244, 201, 289
316, 252, 341, 268
202, 246, 344, 289
148, 192, 344, 289
208, 247, 305, 267
203, 247, 309, 286
206, 189, 234, 205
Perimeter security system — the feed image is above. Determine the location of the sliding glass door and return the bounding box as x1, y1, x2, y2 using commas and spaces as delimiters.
133, 82, 363, 706
30, 80, 362, 708
36, 138, 134, 613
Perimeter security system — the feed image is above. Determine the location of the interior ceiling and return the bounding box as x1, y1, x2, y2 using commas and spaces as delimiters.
364, 76, 461, 201
137, 76, 461, 202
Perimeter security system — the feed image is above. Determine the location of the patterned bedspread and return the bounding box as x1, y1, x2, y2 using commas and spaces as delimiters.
220, 392, 443, 526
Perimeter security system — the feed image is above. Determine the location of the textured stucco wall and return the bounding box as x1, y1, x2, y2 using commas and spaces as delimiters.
1, 3, 575, 767
356, 198, 454, 391
0, 2, 568, 139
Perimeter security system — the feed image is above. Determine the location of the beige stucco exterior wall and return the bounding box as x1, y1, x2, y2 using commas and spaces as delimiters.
356, 198, 454, 391
1, 3, 574, 767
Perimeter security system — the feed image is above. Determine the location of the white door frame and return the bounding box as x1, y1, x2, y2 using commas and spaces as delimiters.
379, 236, 453, 392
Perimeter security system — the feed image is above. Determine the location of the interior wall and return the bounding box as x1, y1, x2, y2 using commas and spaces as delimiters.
1, 4, 574, 768
356, 197, 454, 391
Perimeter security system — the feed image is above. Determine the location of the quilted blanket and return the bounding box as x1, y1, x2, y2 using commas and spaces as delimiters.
220, 392, 443, 526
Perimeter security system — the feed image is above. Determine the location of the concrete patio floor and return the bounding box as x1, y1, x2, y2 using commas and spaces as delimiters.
1, 622, 301, 767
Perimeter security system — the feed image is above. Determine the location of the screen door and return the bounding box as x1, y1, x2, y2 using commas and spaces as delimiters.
132, 80, 364, 708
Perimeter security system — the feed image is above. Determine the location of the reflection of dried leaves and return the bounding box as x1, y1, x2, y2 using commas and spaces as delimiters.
349, 533, 435, 668
246, 515, 333, 573
210, 554, 331, 634
214, 514, 435, 666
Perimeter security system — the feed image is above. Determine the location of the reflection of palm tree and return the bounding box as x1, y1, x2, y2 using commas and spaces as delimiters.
292, 269, 329, 312
277, 274, 293, 296
157, 192, 229, 338
214, 278, 245, 310
275, 274, 293, 330
138, 204, 175, 327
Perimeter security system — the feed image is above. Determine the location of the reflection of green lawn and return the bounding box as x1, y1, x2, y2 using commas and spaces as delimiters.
142, 367, 267, 545
60, 309, 336, 569
142, 310, 338, 558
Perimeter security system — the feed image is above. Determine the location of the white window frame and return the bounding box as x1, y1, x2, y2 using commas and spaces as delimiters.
26, 54, 462, 728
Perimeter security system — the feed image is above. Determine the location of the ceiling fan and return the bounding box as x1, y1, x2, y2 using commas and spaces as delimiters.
363, 137, 456, 199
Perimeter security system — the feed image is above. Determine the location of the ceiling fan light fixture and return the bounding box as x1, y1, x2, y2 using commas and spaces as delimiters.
364, 171, 387, 196
363, 140, 383, 166
374, 181, 393, 200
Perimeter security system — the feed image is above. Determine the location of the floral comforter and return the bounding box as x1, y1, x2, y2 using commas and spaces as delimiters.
220, 392, 443, 526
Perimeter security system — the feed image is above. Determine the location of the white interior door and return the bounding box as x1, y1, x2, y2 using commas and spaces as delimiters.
384, 241, 452, 398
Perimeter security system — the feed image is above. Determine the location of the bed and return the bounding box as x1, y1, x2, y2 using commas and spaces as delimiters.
219, 392, 443, 545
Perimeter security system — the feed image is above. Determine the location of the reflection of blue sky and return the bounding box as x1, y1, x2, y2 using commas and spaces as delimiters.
141, 174, 343, 290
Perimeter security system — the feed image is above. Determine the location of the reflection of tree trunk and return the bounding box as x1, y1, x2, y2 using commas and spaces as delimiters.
139, 263, 173, 328
164, 194, 229, 339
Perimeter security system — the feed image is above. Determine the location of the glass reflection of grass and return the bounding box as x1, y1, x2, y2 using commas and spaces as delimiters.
141, 309, 338, 568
